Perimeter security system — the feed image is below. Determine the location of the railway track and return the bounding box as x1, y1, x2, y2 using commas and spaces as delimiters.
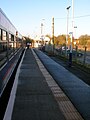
0, 48, 24, 120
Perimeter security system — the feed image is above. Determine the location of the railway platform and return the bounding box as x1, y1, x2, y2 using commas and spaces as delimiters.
3, 48, 86, 120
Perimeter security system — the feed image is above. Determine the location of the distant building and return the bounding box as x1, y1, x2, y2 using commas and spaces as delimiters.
33, 36, 50, 48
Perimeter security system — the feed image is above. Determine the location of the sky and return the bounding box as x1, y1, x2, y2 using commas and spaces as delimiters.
1, 0, 90, 39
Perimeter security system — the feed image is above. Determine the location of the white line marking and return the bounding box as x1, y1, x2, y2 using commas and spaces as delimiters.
3, 49, 26, 120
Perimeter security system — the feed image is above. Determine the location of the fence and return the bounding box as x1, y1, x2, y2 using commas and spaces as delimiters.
44, 44, 90, 68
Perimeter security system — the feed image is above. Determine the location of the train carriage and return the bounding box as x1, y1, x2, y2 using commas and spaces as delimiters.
0, 8, 22, 52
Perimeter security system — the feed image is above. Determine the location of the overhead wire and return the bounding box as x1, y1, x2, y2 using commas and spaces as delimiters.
55, 14, 90, 20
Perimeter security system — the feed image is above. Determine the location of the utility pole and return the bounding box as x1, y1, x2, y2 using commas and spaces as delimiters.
52, 17, 54, 54
41, 23, 43, 35
66, 6, 71, 56
68, 0, 74, 67
41, 23, 43, 45
41, 19, 45, 46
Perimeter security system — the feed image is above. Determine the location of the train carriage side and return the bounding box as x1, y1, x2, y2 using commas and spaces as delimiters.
0, 8, 22, 53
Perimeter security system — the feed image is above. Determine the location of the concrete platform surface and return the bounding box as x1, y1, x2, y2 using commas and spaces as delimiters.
35, 49, 90, 120
4, 48, 84, 120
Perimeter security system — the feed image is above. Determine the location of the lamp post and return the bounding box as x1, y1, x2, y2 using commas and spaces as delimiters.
68, 0, 74, 67
41, 22, 43, 45
41, 19, 45, 46
66, 6, 71, 56
74, 26, 77, 48
41, 23, 43, 36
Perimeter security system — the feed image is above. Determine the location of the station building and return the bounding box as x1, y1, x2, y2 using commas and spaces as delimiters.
33, 36, 50, 48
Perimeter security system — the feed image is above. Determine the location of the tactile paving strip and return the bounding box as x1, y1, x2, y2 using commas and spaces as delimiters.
32, 49, 84, 120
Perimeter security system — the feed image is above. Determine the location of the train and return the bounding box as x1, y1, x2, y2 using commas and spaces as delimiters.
0, 9, 25, 119
0, 8, 23, 52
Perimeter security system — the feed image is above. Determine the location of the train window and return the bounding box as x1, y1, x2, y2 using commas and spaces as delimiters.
11, 34, 14, 41
0, 29, 3, 41
0, 29, 1, 40
9, 34, 11, 41
2, 30, 7, 41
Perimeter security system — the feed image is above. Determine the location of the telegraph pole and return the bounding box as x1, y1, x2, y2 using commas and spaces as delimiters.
41, 23, 43, 45
52, 17, 54, 54
41, 19, 45, 46
69, 0, 74, 67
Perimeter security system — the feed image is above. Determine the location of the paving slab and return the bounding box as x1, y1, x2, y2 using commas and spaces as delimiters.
11, 49, 66, 120
35, 49, 90, 120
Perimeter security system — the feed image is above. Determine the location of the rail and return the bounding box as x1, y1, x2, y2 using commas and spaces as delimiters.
0, 47, 25, 120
